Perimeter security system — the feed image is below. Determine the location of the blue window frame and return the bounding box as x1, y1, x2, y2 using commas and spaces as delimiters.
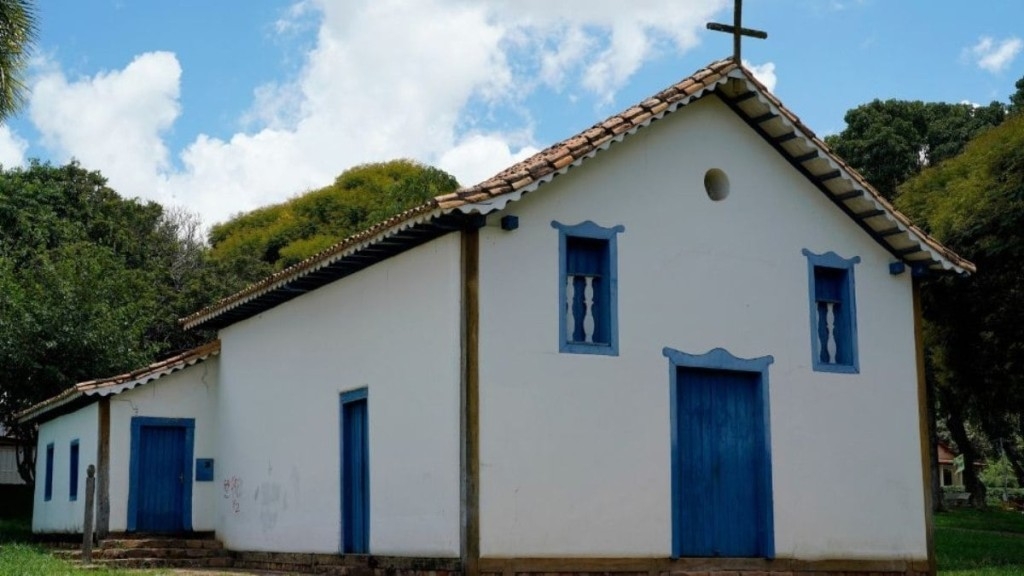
551, 220, 625, 356
69, 440, 79, 501
802, 249, 861, 374
44, 443, 54, 502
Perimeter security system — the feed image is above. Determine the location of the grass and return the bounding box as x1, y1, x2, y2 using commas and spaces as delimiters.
937, 507, 1024, 576
0, 517, 164, 575
3, 508, 1024, 575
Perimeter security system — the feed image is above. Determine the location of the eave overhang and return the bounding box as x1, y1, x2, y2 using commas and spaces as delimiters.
16, 341, 221, 425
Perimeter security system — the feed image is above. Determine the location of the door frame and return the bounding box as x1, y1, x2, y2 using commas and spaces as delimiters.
127, 417, 195, 532
663, 346, 775, 558
339, 388, 369, 554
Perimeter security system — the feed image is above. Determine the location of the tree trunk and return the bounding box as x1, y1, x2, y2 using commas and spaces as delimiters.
944, 401, 986, 507
14, 424, 36, 485
927, 378, 945, 512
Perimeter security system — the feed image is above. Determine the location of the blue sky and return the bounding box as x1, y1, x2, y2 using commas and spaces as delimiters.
4, 0, 1023, 227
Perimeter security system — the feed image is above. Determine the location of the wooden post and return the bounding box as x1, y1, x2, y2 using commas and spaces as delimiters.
460, 226, 481, 576
96, 397, 110, 538
82, 464, 96, 565
913, 278, 936, 576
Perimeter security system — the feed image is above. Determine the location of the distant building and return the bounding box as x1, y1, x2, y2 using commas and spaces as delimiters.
937, 442, 964, 488
0, 426, 27, 485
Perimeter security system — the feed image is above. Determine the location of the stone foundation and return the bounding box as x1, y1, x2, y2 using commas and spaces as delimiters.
228, 554, 929, 576
231, 551, 461, 575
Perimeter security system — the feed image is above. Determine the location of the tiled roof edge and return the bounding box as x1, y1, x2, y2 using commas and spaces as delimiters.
726, 66, 974, 274
15, 341, 221, 424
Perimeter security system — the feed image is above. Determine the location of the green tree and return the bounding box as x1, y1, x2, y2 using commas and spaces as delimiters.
0, 162, 225, 482
1009, 76, 1024, 116
0, 0, 36, 121
825, 99, 1005, 200
897, 113, 1024, 504
209, 159, 459, 273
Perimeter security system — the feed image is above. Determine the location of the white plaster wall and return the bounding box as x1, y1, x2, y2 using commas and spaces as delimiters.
216, 234, 462, 555
108, 357, 220, 532
477, 97, 925, 560
32, 404, 98, 533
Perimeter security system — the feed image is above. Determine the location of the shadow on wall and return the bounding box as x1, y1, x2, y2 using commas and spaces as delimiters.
0, 484, 33, 520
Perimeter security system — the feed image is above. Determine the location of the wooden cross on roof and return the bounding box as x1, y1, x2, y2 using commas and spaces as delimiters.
706, 0, 767, 63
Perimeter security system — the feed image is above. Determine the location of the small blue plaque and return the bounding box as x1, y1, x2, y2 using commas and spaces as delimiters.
195, 458, 214, 482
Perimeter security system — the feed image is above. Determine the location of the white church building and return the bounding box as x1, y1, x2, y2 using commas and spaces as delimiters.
20, 58, 971, 576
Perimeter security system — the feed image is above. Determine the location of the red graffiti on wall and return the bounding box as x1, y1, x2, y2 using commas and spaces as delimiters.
223, 476, 243, 514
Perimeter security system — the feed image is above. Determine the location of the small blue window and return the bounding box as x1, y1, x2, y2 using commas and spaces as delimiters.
802, 249, 860, 374
551, 220, 624, 356
44, 443, 54, 502
69, 440, 80, 501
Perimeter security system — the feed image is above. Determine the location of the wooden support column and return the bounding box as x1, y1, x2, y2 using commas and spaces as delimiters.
912, 278, 935, 576
461, 226, 481, 576
96, 397, 110, 539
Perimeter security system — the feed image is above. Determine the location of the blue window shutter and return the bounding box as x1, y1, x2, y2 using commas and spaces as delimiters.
802, 249, 860, 373
69, 440, 79, 501
44, 443, 54, 502
552, 220, 624, 356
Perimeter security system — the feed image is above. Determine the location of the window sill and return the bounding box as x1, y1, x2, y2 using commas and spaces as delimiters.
560, 342, 618, 356
812, 362, 859, 374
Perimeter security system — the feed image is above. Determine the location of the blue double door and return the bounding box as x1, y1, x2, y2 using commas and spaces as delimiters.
129, 418, 194, 533
674, 367, 772, 557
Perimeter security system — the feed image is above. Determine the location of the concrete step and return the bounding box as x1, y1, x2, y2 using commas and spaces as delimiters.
99, 537, 224, 550
56, 535, 233, 570
92, 556, 234, 570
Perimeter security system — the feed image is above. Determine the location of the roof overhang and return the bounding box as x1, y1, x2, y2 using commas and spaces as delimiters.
16, 341, 221, 425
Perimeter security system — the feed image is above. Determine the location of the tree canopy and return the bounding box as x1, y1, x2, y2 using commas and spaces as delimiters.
208, 159, 459, 280
0, 0, 36, 121
824, 99, 1004, 200
896, 113, 1024, 498
0, 162, 219, 481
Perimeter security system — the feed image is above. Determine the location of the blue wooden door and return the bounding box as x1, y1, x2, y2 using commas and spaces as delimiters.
136, 425, 186, 532
675, 367, 767, 557
341, 392, 369, 553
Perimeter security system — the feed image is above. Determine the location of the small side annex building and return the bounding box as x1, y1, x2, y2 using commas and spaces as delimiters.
19, 58, 973, 576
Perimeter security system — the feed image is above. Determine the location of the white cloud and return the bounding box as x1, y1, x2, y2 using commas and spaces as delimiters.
966, 36, 1023, 74
29, 52, 180, 202
743, 60, 777, 93
439, 134, 540, 187
27, 0, 728, 227
0, 125, 28, 168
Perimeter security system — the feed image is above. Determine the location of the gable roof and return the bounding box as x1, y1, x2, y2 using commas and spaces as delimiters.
16, 341, 221, 425
181, 57, 974, 331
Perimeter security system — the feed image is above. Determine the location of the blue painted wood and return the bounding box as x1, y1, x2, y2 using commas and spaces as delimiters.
341, 389, 369, 554
802, 249, 861, 374
127, 417, 195, 532
195, 458, 214, 482
69, 440, 79, 501
551, 220, 625, 356
664, 347, 775, 559
44, 443, 54, 502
